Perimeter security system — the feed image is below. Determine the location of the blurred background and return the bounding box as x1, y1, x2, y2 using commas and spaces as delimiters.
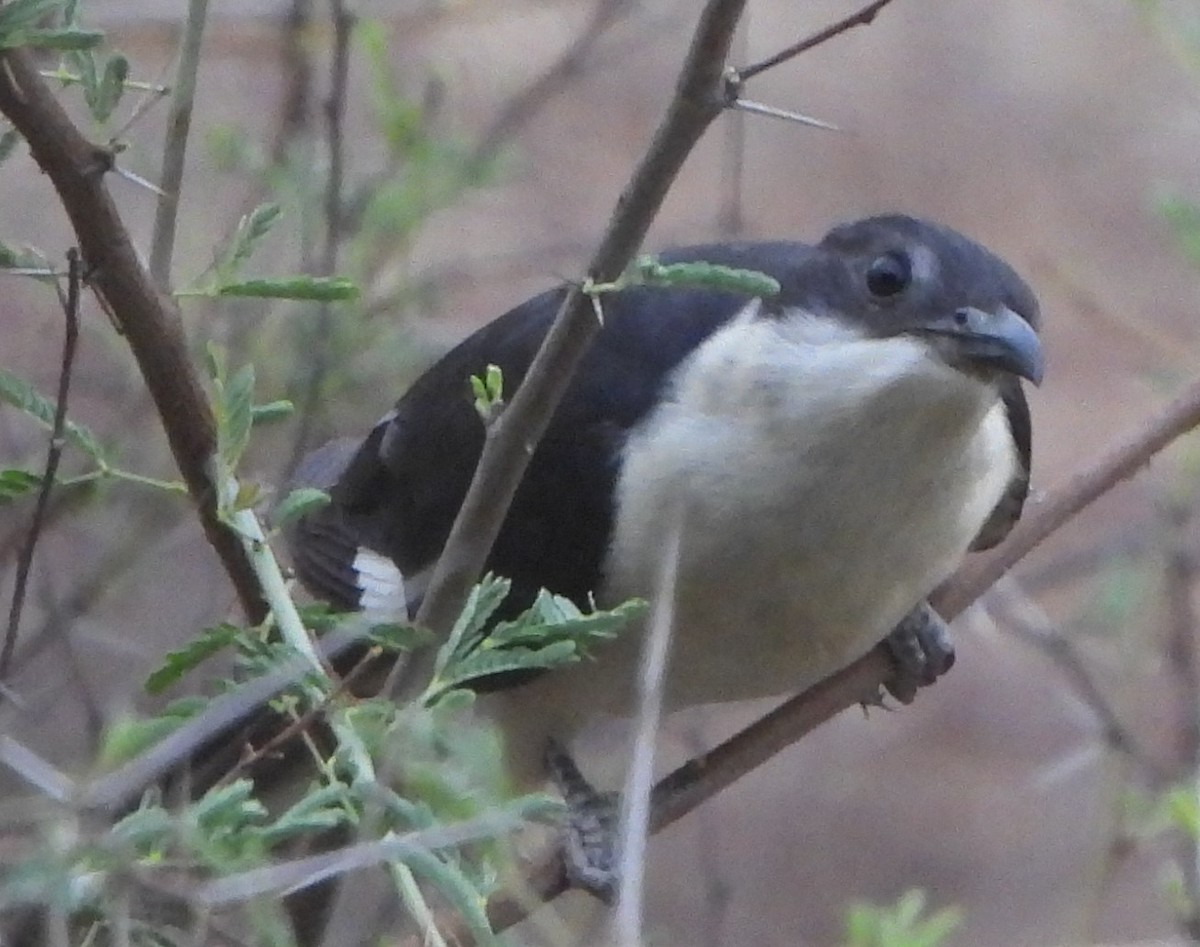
5, 0, 1200, 943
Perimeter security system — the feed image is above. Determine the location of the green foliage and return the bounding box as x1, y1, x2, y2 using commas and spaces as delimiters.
60, 48, 128, 120
272, 486, 331, 528
424, 575, 645, 703
205, 344, 256, 471
144, 622, 243, 695
586, 254, 782, 299
844, 889, 964, 947
181, 202, 360, 303
0, 0, 102, 52
0, 467, 40, 502
216, 275, 360, 301
0, 367, 107, 461
470, 363, 504, 422
97, 696, 208, 767
0, 240, 56, 280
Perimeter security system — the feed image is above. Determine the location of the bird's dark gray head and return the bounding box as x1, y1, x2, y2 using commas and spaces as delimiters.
776, 214, 1043, 385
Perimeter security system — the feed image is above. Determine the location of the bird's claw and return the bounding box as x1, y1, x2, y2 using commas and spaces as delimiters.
881, 601, 956, 704
544, 739, 620, 903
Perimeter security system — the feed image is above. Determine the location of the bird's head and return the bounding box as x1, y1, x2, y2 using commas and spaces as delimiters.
780, 215, 1043, 387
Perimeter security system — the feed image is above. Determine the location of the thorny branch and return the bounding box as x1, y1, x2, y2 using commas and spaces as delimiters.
0, 48, 268, 623
1, 250, 82, 680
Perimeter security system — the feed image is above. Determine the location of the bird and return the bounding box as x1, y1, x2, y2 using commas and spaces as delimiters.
284, 213, 1042, 890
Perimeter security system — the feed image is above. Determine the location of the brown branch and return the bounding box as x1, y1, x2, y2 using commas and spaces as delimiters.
0, 49, 268, 624
286, 0, 355, 471
1, 249, 81, 679
398, 0, 750, 686
149, 0, 210, 289
736, 0, 898, 82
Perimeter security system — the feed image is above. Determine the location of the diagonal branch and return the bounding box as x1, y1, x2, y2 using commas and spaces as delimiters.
400, 0, 750, 679
0, 49, 268, 624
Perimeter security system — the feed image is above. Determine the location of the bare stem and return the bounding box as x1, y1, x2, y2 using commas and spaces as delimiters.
287, 0, 355, 470
1, 250, 81, 680
149, 0, 210, 289
737, 0, 897, 82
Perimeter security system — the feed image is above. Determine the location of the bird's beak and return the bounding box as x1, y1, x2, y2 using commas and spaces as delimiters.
924, 305, 1044, 386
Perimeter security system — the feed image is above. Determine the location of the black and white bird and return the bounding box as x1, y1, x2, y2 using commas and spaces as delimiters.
286, 213, 1041, 815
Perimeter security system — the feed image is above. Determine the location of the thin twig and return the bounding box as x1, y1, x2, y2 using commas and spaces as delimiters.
1, 249, 81, 680
736, 0, 897, 81
149, 0, 210, 289
272, 0, 315, 164
468, 0, 635, 169
989, 576, 1165, 781
287, 0, 355, 471
216, 645, 382, 788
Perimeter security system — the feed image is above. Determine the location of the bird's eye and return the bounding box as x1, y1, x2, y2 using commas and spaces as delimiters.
865, 252, 912, 298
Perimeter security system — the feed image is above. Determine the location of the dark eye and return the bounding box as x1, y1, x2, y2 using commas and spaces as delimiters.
865, 252, 912, 298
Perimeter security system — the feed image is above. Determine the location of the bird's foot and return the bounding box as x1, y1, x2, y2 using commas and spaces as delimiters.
880, 601, 956, 704
544, 739, 620, 904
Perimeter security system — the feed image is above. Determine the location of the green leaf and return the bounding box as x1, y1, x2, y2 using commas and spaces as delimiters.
0, 468, 41, 502
0, 368, 106, 460
0, 127, 22, 164
487, 591, 643, 654
145, 622, 242, 694
430, 641, 575, 697
0, 240, 56, 281
110, 802, 175, 856
190, 778, 267, 833
844, 889, 963, 947
0, 0, 67, 38
97, 697, 208, 767
0, 27, 104, 50
433, 574, 511, 676
219, 202, 281, 279
89, 52, 128, 121
216, 275, 360, 301
251, 399, 294, 423
203, 339, 227, 383
402, 847, 500, 947
365, 622, 433, 653
63, 49, 96, 98
633, 257, 781, 297
272, 486, 330, 528
255, 780, 351, 845
219, 363, 255, 468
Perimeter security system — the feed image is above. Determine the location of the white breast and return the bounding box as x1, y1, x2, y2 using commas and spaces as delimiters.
593, 304, 1017, 711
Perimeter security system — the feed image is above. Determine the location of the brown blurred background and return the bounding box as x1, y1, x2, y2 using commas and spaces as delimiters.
5, 0, 1200, 943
